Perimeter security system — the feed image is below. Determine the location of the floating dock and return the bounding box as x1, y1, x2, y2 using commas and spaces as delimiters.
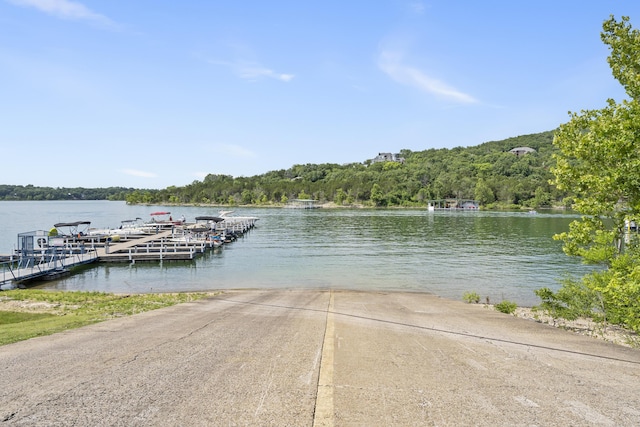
0, 213, 259, 289
95, 230, 208, 262
0, 248, 98, 289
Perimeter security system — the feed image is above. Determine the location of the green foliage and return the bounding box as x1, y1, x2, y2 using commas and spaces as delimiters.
334, 188, 346, 205
3, 131, 561, 207
534, 281, 600, 321
370, 183, 385, 206
0, 311, 55, 325
298, 190, 311, 200
494, 300, 517, 315
540, 15, 640, 334
0, 185, 137, 201
462, 291, 481, 304
474, 179, 495, 205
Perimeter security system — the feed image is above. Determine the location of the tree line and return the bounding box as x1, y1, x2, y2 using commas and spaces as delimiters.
124, 130, 563, 209
0, 185, 137, 201
0, 130, 567, 211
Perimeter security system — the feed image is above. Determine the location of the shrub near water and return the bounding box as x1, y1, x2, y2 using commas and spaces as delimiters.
462, 291, 481, 304
0, 290, 209, 346
494, 300, 517, 315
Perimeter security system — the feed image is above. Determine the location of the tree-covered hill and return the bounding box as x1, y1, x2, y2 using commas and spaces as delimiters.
126, 129, 564, 209
0, 185, 137, 201
1, 130, 564, 208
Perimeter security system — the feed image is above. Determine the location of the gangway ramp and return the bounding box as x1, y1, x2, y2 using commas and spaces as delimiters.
0, 250, 98, 287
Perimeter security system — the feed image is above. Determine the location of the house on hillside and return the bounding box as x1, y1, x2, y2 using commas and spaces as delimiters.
509, 146, 536, 157
371, 152, 405, 163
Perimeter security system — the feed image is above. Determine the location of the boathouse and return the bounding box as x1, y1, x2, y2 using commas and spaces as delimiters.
285, 199, 321, 209
427, 199, 479, 210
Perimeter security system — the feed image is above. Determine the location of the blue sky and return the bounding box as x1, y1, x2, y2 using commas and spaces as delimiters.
1, 1, 639, 189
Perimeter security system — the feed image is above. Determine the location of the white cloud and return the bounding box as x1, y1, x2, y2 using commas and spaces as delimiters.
409, 2, 425, 14
208, 59, 294, 82
8, 0, 118, 28
378, 49, 478, 104
239, 65, 294, 82
120, 169, 157, 178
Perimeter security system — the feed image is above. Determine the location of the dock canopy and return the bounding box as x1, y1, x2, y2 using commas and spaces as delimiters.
195, 216, 224, 222
53, 221, 91, 236
150, 211, 171, 216
53, 221, 91, 228
121, 218, 142, 223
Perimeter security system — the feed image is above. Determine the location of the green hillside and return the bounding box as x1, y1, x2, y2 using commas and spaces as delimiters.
1, 130, 564, 209
126, 129, 562, 209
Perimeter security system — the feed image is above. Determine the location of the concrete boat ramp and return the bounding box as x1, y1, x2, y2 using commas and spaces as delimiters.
1, 289, 639, 425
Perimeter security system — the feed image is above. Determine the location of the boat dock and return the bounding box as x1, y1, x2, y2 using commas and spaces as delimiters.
427, 199, 480, 211
94, 230, 209, 262
0, 212, 259, 289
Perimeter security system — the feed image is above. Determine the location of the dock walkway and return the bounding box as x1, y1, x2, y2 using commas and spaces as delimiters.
0, 250, 98, 287
95, 230, 212, 262
95, 230, 172, 256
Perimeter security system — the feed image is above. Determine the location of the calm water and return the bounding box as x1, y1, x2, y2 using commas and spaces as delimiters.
0, 201, 590, 306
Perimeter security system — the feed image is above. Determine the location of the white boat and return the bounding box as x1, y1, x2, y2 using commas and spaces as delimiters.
88, 218, 148, 237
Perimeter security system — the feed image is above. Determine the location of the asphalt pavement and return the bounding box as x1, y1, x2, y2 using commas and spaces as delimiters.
1, 289, 639, 426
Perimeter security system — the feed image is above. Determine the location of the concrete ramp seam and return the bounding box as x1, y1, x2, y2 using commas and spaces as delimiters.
313, 290, 335, 427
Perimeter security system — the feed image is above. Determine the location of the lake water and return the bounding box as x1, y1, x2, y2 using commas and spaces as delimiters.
0, 201, 590, 306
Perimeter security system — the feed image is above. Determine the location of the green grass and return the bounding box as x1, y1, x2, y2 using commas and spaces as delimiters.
0, 290, 210, 346
462, 291, 481, 304
1, 311, 57, 325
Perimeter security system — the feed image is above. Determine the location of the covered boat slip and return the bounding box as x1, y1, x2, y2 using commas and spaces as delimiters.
284, 199, 321, 209
427, 199, 480, 210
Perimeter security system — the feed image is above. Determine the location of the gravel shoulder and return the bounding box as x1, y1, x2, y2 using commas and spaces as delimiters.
512, 306, 639, 348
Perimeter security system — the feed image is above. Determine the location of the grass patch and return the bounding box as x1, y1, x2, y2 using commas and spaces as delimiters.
0, 311, 57, 325
462, 291, 481, 304
0, 290, 211, 346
